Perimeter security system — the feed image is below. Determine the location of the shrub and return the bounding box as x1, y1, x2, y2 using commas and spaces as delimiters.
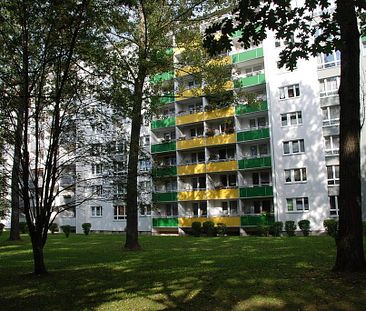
285, 221, 296, 237
49, 223, 58, 234
202, 221, 215, 236
323, 219, 338, 238
82, 223, 92, 235
60, 225, 71, 238
298, 219, 311, 236
19, 222, 28, 234
269, 221, 283, 237
191, 222, 201, 237
257, 224, 270, 237
216, 223, 227, 236
0, 223, 4, 235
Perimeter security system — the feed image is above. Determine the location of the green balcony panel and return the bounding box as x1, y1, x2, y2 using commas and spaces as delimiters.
240, 215, 275, 226
152, 192, 178, 202
153, 217, 178, 227
151, 117, 176, 129
160, 94, 175, 104
234, 73, 266, 88
240, 186, 273, 198
236, 101, 268, 115
231, 30, 243, 38
151, 141, 176, 154
232, 47, 264, 64
151, 71, 174, 84
152, 166, 177, 178
238, 156, 271, 170
237, 128, 270, 142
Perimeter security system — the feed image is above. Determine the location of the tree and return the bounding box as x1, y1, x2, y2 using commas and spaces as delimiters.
203, 0, 366, 272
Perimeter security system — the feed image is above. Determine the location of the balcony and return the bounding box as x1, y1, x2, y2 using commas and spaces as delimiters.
176, 111, 205, 125
152, 166, 177, 178
206, 160, 237, 173
151, 116, 175, 129
177, 163, 206, 175
176, 136, 205, 150
238, 156, 271, 170
206, 133, 236, 146
152, 217, 178, 227
151, 141, 176, 154
239, 186, 273, 198
207, 188, 239, 200
151, 71, 174, 84
159, 93, 175, 104
176, 87, 203, 102
152, 192, 178, 202
237, 128, 270, 142
178, 190, 207, 201
240, 214, 275, 227
235, 101, 268, 115
234, 73, 265, 89
179, 216, 240, 227
205, 106, 235, 121
232, 47, 264, 64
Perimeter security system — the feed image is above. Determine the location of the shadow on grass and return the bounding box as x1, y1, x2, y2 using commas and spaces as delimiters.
0, 234, 365, 311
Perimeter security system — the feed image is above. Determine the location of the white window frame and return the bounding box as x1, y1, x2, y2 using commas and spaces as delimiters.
192, 176, 206, 190
319, 76, 340, 97
327, 165, 339, 185
165, 203, 178, 217
91, 206, 103, 217
193, 202, 207, 217
284, 168, 307, 183
324, 135, 339, 156
222, 200, 238, 216
329, 195, 339, 217
317, 50, 340, 69
219, 174, 237, 188
91, 185, 103, 197
322, 106, 340, 126
92, 163, 103, 175
252, 171, 271, 186
139, 204, 152, 216
281, 111, 303, 127
286, 197, 309, 212
189, 126, 204, 138
279, 84, 300, 99
283, 139, 305, 155
114, 205, 127, 220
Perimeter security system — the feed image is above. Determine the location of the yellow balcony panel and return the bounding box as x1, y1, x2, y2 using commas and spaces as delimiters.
206, 133, 236, 146
176, 111, 205, 125
177, 163, 206, 175
178, 216, 240, 227
178, 190, 207, 201
176, 66, 199, 78
176, 137, 206, 150
205, 106, 235, 121
176, 88, 203, 101
206, 160, 238, 173
207, 188, 239, 200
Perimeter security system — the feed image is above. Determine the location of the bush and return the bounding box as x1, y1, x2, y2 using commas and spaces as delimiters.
216, 223, 227, 236
82, 223, 92, 235
323, 219, 338, 238
19, 222, 28, 234
60, 225, 71, 238
298, 220, 311, 236
49, 223, 58, 234
285, 221, 296, 237
202, 221, 215, 236
257, 224, 270, 237
0, 223, 4, 235
191, 221, 201, 237
269, 221, 283, 237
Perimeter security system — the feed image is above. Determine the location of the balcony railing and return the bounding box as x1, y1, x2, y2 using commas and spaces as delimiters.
232, 47, 264, 64
235, 101, 268, 115
240, 214, 275, 226
152, 191, 178, 202
240, 186, 273, 198
234, 73, 266, 89
151, 116, 176, 129
238, 156, 271, 170
151, 141, 176, 154
237, 127, 270, 142
152, 217, 178, 227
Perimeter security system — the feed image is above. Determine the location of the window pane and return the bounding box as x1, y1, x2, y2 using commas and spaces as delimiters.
259, 144, 268, 155
295, 85, 300, 96
296, 198, 303, 210
283, 142, 290, 154
302, 168, 307, 181
281, 114, 287, 126
285, 170, 291, 183
287, 199, 294, 211
298, 111, 302, 123
290, 113, 297, 124
304, 198, 309, 210
252, 173, 259, 185
294, 169, 301, 181
292, 141, 299, 153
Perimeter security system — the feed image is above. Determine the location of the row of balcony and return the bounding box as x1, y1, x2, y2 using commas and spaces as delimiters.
152, 157, 271, 177
152, 185, 273, 202
151, 128, 270, 153
152, 214, 275, 228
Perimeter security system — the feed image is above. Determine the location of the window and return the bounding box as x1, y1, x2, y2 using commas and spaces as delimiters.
220, 174, 237, 187
91, 206, 102, 217
287, 197, 309, 212
139, 204, 151, 216
252, 171, 271, 186
284, 168, 307, 183
222, 201, 238, 215
92, 163, 103, 175
283, 139, 305, 155
115, 183, 126, 196
140, 181, 151, 192
166, 203, 178, 216
141, 135, 150, 146
193, 202, 207, 216
319, 76, 340, 97
281, 111, 302, 126
249, 117, 267, 129
279, 84, 300, 99
139, 159, 151, 172
114, 161, 125, 174
249, 144, 269, 157
191, 151, 205, 164
329, 195, 339, 217
91, 185, 103, 196
188, 102, 203, 114
243, 200, 272, 214
114, 205, 126, 220
317, 50, 340, 69
327, 165, 339, 185
324, 135, 339, 155
192, 176, 206, 190
190, 126, 204, 138
218, 147, 235, 160
322, 106, 340, 126
163, 131, 176, 141
115, 141, 127, 153
165, 180, 177, 191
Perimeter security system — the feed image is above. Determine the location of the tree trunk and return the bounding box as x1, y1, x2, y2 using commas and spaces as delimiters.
31, 234, 47, 275
333, 0, 366, 272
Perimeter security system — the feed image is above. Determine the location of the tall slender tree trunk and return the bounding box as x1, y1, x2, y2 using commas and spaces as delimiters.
333, 0, 366, 272
31, 233, 47, 275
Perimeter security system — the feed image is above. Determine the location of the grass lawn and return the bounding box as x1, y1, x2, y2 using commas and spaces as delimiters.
0, 233, 365, 311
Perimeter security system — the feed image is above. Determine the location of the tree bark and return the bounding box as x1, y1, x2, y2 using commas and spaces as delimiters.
31, 233, 47, 275
333, 0, 366, 272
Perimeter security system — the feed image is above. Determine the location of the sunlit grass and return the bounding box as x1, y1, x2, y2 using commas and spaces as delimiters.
0, 233, 365, 311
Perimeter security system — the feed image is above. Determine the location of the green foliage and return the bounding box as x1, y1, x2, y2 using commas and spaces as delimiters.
49, 223, 59, 234
19, 222, 28, 234
61, 225, 71, 238
270, 221, 283, 237
257, 224, 270, 237
216, 223, 227, 237
202, 221, 215, 236
191, 221, 201, 237
298, 220, 311, 237
0, 223, 4, 235
82, 223, 92, 236
285, 221, 296, 237
323, 219, 338, 239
